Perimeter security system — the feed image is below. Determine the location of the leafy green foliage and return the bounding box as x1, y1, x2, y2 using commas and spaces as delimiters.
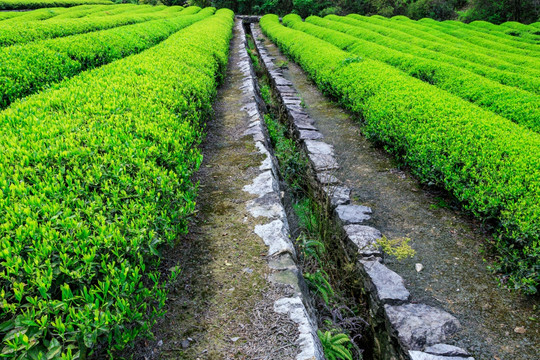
261, 14, 540, 294
317, 329, 353, 360
323, 15, 540, 94
0, 6, 211, 109
305, 270, 335, 305
263, 114, 308, 195
0, 0, 112, 9
0, 8, 234, 358
376, 236, 416, 260
0, 3, 189, 46
283, 14, 540, 132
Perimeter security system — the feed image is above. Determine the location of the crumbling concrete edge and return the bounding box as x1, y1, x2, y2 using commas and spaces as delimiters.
250, 22, 474, 360
236, 19, 325, 360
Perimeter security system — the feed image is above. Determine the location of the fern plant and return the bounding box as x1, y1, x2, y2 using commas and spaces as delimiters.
317, 330, 353, 360
304, 269, 334, 305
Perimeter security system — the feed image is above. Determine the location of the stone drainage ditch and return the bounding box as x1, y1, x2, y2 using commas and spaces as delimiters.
242, 18, 540, 360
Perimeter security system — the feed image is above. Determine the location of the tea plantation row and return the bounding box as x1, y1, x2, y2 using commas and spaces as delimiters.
0, 0, 112, 10
261, 14, 539, 294
0, 7, 234, 359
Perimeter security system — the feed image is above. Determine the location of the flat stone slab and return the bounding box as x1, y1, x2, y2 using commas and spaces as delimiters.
246, 192, 286, 220
384, 304, 461, 350
288, 110, 310, 122
243, 122, 264, 142
343, 225, 381, 256
243, 170, 279, 196
425, 344, 471, 357
323, 185, 350, 206
316, 172, 340, 185
294, 120, 317, 131
286, 104, 304, 113
277, 85, 295, 93
359, 260, 410, 304
304, 140, 334, 155
274, 297, 325, 360
335, 204, 372, 224
409, 351, 473, 360
274, 76, 292, 86
255, 219, 296, 258
309, 153, 339, 171
299, 130, 324, 140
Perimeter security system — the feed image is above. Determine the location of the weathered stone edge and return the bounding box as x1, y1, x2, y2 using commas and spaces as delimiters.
250, 23, 473, 360
236, 19, 325, 360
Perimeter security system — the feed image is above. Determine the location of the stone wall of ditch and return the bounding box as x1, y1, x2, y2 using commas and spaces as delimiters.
249, 22, 476, 360
236, 19, 325, 360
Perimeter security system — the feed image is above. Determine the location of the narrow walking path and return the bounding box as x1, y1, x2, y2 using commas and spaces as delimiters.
129, 20, 322, 360
254, 25, 540, 360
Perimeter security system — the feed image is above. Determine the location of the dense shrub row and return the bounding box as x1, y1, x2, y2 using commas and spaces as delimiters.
0, 6, 211, 109
286, 14, 540, 131
0, 4, 189, 46
260, 14, 540, 294
0, 7, 234, 359
470, 21, 540, 44
341, 15, 540, 76
0, 6, 70, 21
326, 15, 540, 94
417, 17, 540, 57
439, 19, 540, 47
0, 4, 143, 24
0, 0, 112, 9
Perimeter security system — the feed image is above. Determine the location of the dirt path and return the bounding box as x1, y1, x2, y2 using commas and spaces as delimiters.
129, 20, 321, 360
254, 25, 539, 360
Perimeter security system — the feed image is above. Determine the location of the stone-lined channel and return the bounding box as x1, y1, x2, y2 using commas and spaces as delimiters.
251, 22, 539, 360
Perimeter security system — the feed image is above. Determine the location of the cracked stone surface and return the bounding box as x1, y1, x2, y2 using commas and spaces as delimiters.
243, 170, 279, 196
323, 185, 351, 206
274, 297, 325, 360
299, 130, 324, 140
409, 351, 474, 360
309, 153, 339, 171
360, 260, 410, 304
425, 344, 471, 357
304, 140, 334, 155
254, 218, 296, 259
246, 192, 287, 220
385, 303, 461, 350
316, 172, 340, 185
344, 225, 382, 256
335, 204, 372, 224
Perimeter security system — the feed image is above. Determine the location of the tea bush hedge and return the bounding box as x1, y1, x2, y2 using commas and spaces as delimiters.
261, 14, 540, 294
334, 15, 540, 80
0, 0, 112, 10
0, 8, 234, 359
0, 6, 212, 109
285, 14, 540, 132
0, 4, 190, 46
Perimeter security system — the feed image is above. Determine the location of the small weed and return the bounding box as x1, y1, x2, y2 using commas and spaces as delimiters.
376, 236, 416, 260
276, 59, 289, 69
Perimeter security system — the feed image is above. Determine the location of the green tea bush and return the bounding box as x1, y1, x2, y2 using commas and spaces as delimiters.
432, 19, 540, 53
0, 8, 234, 358
285, 14, 540, 132
0, 0, 112, 9
469, 21, 540, 44
261, 14, 540, 294
417, 17, 540, 58
338, 15, 540, 80
328, 15, 540, 95
0, 4, 190, 46
0, 6, 211, 109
